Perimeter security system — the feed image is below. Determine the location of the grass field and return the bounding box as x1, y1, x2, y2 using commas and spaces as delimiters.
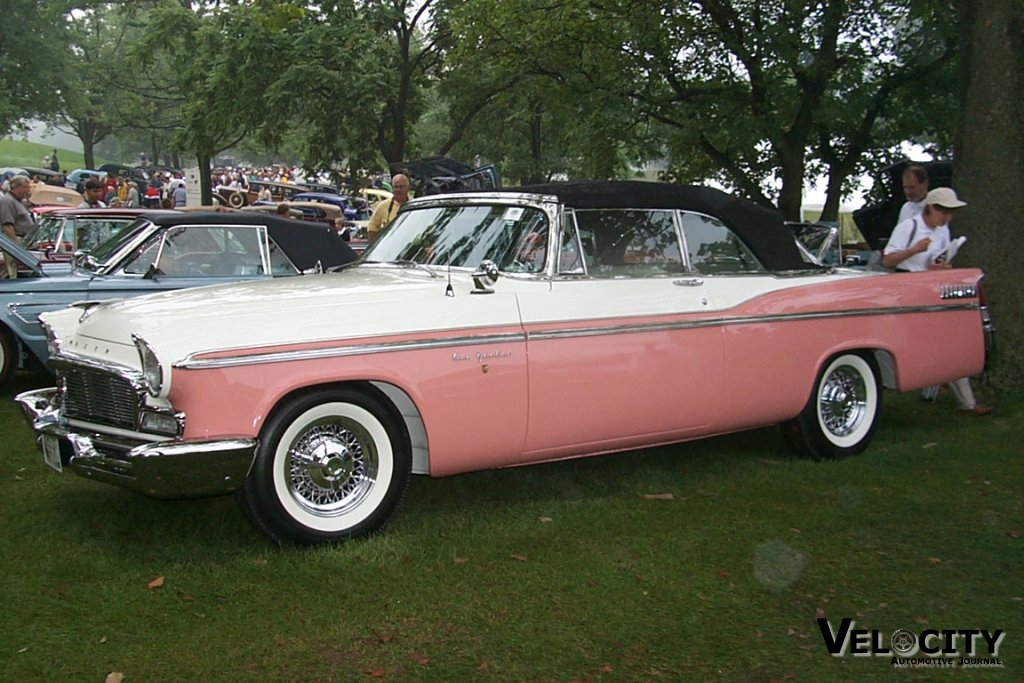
0, 138, 107, 173
0, 368, 1020, 681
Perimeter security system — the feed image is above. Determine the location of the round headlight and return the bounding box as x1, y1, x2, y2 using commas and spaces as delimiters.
132, 334, 163, 397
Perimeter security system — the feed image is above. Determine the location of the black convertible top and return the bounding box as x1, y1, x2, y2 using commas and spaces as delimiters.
148, 212, 357, 270
512, 181, 811, 271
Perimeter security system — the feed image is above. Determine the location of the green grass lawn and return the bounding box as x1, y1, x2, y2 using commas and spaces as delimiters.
0, 138, 107, 173
0, 369, 1020, 681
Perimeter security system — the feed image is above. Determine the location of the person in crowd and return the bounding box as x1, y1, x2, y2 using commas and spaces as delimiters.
882, 187, 992, 416
160, 198, 173, 209
367, 173, 410, 242
48, 150, 60, 172
897, 164, 929, 225
171, 181, 187, 208
0, 176, 34, 278
103, 173, 118, 198
275, 203, 291, 217
78, 178, 108, 208
125, 181, 140, 208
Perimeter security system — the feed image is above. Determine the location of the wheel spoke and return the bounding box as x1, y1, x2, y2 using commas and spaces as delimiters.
285, 420, 377, 515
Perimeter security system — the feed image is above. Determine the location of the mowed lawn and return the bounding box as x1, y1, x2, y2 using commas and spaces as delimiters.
1, 368, 1020, 682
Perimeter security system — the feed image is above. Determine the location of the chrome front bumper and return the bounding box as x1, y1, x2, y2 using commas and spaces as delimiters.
16, 387, 258, 499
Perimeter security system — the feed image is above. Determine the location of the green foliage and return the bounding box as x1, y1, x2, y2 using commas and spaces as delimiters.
1, 370, 1020, 679
0, 0, 71, 136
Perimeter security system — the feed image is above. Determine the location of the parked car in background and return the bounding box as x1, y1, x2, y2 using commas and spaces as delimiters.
97, 163, 151, 185
27, 182, 83, 210
0, 212, 357, 384
14, 181, 993, 546
21, 167, 65, 186
214, 180, 306, 208
297, 181, 341, 195
64, 169, 106, 193
1, 167, 29, 182
359, 187, 393, 208
290, 192, 368, 220
398, 155, 501, 195
853, 160, 953, 251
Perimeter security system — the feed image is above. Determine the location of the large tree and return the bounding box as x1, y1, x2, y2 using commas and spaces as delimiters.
54, 6, 131, 169
0, 0, 70, 136
449, 0, 958, 218
132, 1, 301, 202
955, 0, 1024, 389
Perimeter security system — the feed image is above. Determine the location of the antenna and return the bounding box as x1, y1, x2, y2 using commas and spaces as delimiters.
445, 255, 454, 297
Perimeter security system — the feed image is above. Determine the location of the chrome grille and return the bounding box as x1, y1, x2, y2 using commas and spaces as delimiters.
60, 366, 140, 430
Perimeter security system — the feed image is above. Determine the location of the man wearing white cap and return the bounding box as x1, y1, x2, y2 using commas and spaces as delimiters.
881, 187, 992, 416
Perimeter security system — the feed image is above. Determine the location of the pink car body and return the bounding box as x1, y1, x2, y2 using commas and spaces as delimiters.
17, 182, 992, 545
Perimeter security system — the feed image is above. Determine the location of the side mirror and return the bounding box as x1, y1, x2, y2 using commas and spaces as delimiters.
471, 259, 499, 294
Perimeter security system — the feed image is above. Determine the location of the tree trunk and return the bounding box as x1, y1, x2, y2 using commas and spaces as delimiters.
82, 140, 96, 172
956, 0, 1024, 389
776, 153, 805, 221
197, 150, 213, 206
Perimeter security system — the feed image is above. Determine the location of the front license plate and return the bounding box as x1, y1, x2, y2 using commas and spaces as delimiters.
41, 435, 63, 473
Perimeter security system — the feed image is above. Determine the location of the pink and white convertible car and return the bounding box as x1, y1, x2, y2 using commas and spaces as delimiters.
17, 181, 993, 545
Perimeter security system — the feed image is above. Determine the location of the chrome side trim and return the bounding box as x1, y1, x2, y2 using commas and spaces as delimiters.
175, 304, 977, 371
530, 304, 978, 341
177, 331, 528, 370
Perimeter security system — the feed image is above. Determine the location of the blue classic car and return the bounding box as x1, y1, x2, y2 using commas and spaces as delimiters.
0, 212, 357, 384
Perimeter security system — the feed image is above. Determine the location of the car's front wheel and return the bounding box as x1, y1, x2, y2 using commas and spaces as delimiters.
240, 388, 410, 545
0, 327, 14, 386
786, 352, 881, 460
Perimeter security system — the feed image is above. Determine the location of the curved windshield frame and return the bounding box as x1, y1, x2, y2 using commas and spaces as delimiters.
22, 216, 69, 252
363, 203, 551, 273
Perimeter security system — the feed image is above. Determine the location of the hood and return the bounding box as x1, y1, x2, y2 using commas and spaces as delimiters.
0, 232, 44, 276
50, 265, 529, 373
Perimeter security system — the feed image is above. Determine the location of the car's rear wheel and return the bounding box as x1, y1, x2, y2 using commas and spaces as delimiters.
240, 388, 410, 545
228, 191, 246, 208
786, 352, 881, 460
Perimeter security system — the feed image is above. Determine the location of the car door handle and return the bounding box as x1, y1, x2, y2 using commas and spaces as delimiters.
673, 278, 704, 287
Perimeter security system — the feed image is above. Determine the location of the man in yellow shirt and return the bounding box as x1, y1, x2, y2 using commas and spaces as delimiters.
367, 173, 410, 241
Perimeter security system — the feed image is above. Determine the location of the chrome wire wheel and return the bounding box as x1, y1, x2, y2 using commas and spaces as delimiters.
786, 352, 881, 460
817, 365, 868, 438
285, 418, 378, 516
242, 389, 411, 545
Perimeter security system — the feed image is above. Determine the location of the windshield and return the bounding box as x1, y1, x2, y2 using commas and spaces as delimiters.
363, 203, 550, 273
78, 218, 152, 271
22, 216, 69, 252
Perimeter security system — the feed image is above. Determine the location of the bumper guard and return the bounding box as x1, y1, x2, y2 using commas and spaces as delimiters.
16, 387, 258, 499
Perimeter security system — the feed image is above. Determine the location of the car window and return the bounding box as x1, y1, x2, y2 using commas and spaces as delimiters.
365, 204, 550, 271
22, 216, 66, 252
122, 226, 266, 277
571, 209, 683, 277
680, 212, 766, 274
267, 236, 298, 275
75, 219, 133, 252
